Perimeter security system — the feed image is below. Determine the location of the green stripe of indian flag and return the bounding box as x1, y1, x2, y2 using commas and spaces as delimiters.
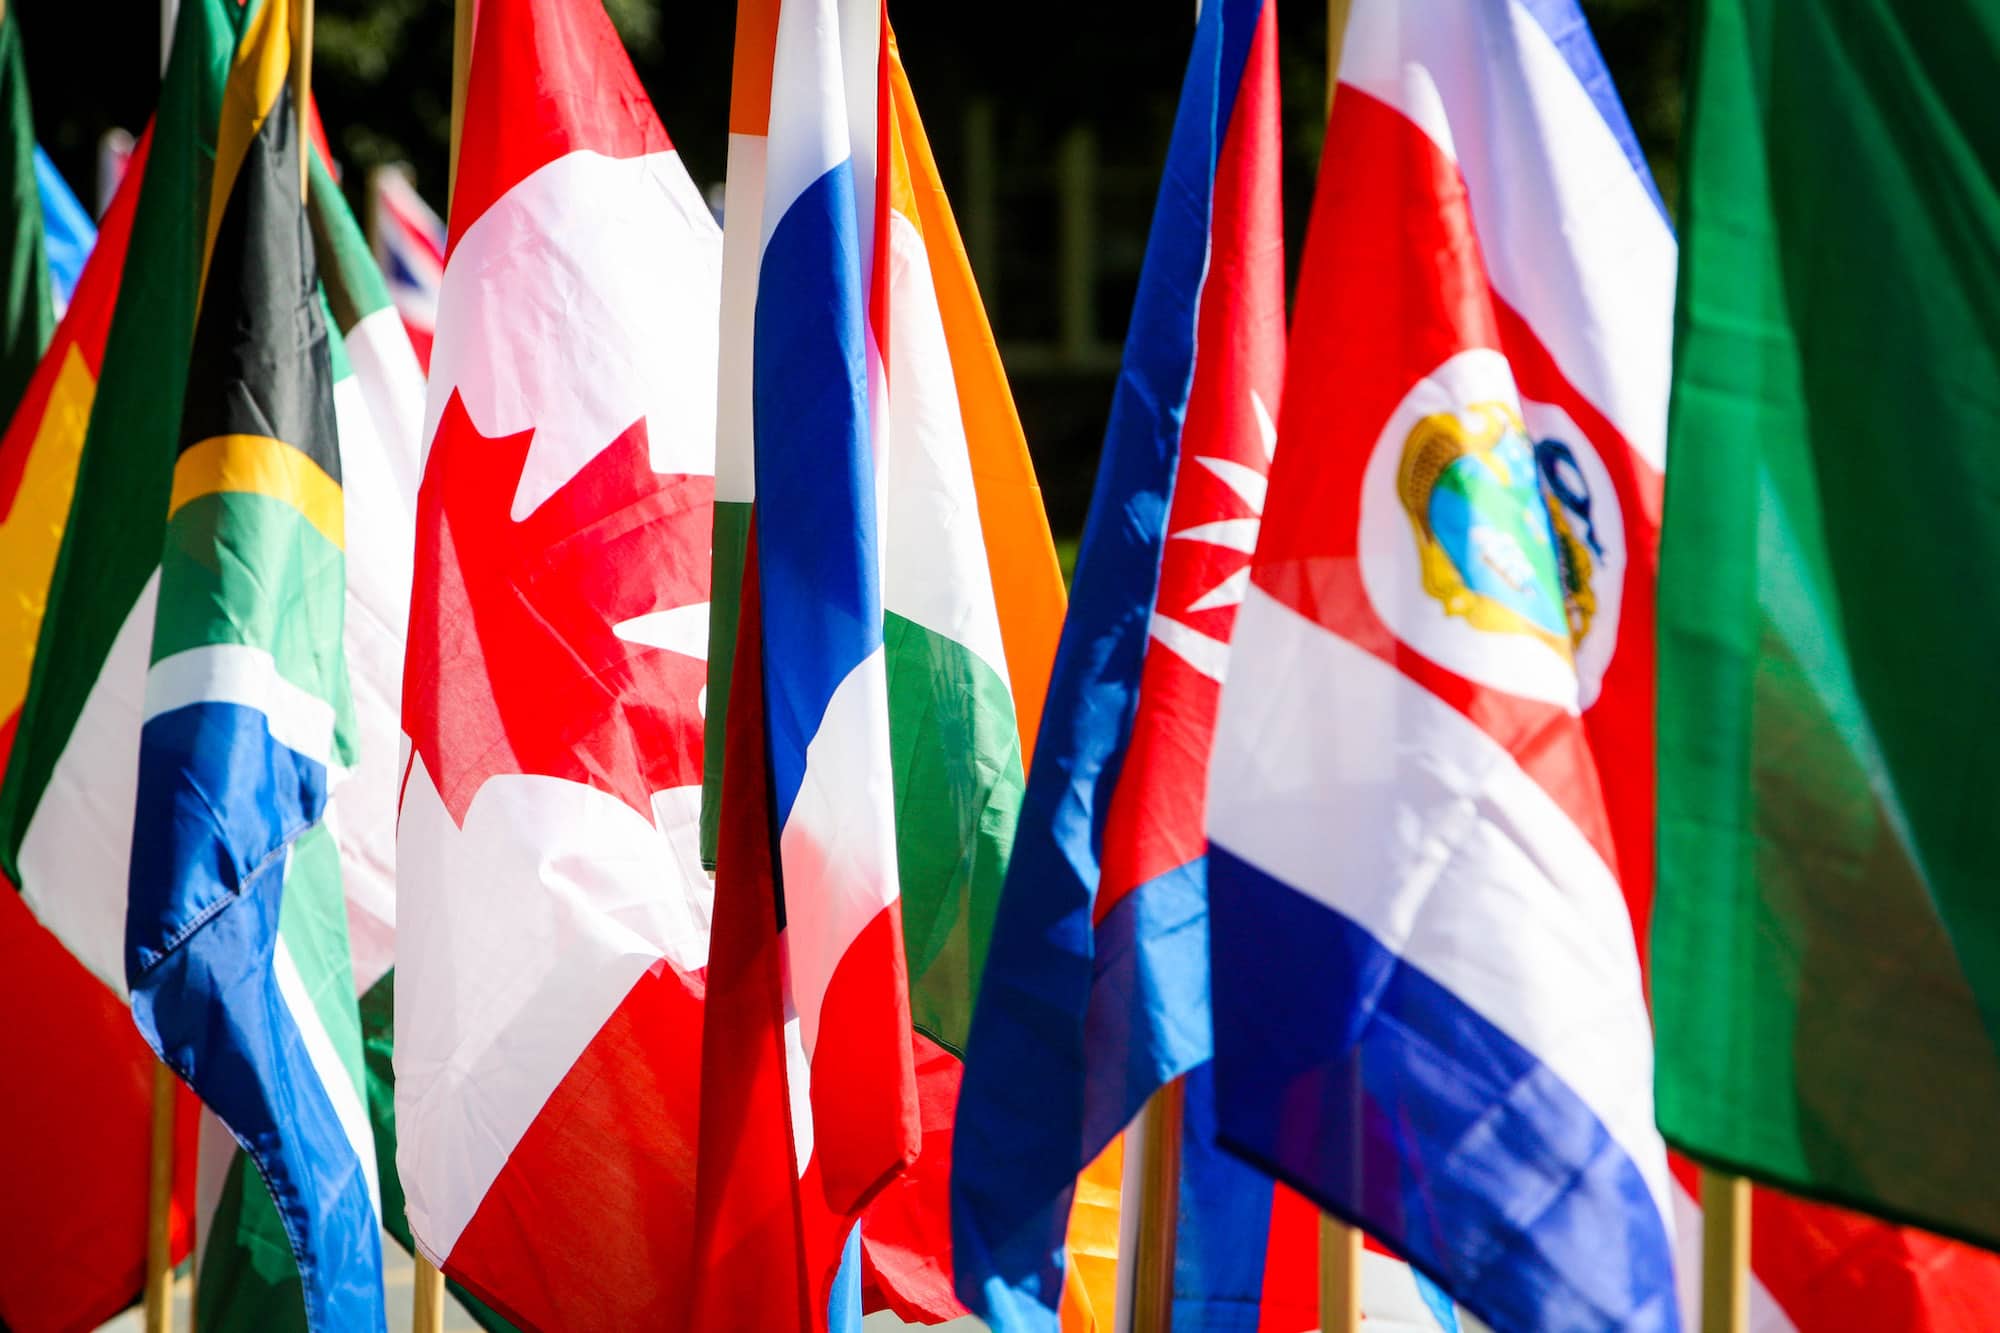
1655, 0, 2000, 1248
881, 207, 1023, 1051
699, 127, 766, 867
0, 0, 232, 977
196, 821, 377, 1333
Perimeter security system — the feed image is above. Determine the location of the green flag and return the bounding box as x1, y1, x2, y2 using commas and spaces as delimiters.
0, 7, 52, 422
1654, 0, 2000, 1245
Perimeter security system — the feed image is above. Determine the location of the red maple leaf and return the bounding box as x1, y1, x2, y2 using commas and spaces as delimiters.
404, 390, 712, 826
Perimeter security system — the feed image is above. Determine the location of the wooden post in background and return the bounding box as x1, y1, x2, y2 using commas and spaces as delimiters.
1319, 0, 1363, 1312
289, 0, 312, 196
1125, 1079, 1185, 1332
447, 0, 471, 214
144, 1063, 176, 1333
414, 1255, 447, 1333
1702, 1168, 1751, 1333
1326, 0, 1353, 115
412, 9, 470, 1331
1313, 4, 1362, 1329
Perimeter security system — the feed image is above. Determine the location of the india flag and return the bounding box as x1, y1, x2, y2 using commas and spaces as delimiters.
702, 0, 1066, 1319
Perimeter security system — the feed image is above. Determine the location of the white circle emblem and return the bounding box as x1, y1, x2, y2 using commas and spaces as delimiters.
1356, 349, 1625, 711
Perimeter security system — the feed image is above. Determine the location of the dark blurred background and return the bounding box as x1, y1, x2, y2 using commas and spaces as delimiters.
14, 0, 1684, 541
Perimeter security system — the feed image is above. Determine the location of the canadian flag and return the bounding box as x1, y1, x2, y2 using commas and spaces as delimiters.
393, 0, 720, 1327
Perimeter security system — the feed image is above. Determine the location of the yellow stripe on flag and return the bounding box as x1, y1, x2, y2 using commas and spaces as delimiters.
203, 0, 293, 286
1060, 1135, 1126, 1333
170, 433, 343, 550
0, 346, 96, 721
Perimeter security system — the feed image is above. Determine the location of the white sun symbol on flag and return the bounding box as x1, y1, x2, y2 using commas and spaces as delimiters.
1148, 390, 1277, 683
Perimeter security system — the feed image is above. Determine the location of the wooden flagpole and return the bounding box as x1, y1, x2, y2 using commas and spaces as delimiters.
447, 0, 471, 214
1316, 6, 1363, 1330
413, 1253, 447, 1333
290, 0, 313, 196
1126, 1079, 1186, 1332
412, 7, 472, 1332
1701, 1169, 1751, 1333
145, 8, 190, 1331
1319, 1216, 1360, 1333
143, 1062, 177, 1333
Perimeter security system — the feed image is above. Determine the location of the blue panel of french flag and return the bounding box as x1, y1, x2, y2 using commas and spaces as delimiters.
1206, 0, 1681, 1331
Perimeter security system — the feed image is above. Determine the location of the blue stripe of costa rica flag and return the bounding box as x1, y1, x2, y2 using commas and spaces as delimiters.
1207, 844, 1679, 1333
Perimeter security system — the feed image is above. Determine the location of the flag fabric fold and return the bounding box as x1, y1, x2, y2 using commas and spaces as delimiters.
395, 0, 720, 1326
367, 165, 443, 374
951, 2, 1282, 1327
1654, 0, 2000, 1252
749, 0, 919, 1220
1205, 2, 1679, 1329
122, 4, 385, 1329
188, 138, 435, 1333
694, 3, 918, 1324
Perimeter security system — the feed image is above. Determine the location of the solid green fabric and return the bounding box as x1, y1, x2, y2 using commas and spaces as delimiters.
883, 611, 1026, 1056
1654, 0, 2000, 1245
0, 11, 52, 426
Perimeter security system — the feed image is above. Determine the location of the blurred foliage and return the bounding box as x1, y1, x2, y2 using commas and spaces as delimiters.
20, 2, 1684, 229
16, 0, 1684, 532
